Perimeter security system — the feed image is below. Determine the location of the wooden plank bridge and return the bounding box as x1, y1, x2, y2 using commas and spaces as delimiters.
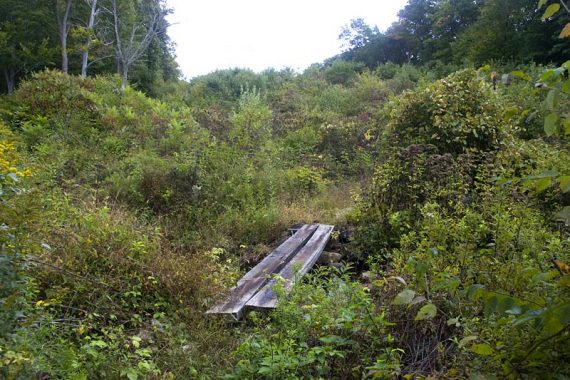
206, 224, 334, 320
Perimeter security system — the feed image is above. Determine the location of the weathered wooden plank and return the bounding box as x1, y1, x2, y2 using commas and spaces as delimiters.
245, 224, 334, 309
206, 224, 318, 319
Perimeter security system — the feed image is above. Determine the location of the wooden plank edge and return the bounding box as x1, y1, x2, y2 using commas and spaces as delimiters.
205, 224, 319, 317
237, 224, 318, 287
245, 224, 334, 309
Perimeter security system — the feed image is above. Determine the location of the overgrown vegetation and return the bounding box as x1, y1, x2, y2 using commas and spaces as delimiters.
1, 0, 570, 379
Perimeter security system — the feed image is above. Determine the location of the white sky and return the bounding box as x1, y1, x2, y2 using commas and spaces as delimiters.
166, 0, 408, 79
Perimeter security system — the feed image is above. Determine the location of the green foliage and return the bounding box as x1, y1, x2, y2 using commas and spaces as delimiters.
385, 69, 503, 154
229, 87, 273, 151
281, 166, 327, 199
350, 60, 570, 377
319, 84, 364, 116
0, 0, 177, 95
338, 0, 566, 71
2, 35, 570, 379
324, 59, 364, 85
228, 267, 400, 379
351, 143, 487, 265
389, 194, 570, 377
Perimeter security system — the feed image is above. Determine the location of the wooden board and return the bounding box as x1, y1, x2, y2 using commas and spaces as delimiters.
206, 224, 318, 320
245, 224, 334, 309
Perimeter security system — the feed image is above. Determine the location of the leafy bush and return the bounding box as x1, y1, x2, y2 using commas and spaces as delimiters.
385, 69, 503, 154
280, 166, 327, 199
229, 87, 273, 151
324, 59, 365, 85
228, 267, 401, 379
318, 85, 364, 116
387, 191, 570, 378
351, 144, 492, 263
15, 70, 101, 138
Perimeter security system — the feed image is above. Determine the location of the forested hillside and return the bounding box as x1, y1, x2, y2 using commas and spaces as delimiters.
1, 0, 569, 379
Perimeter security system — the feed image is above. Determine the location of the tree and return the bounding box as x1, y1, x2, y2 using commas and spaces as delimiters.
0, 0, 56, 93
80, 0, 99, 77
130, 2, 179, 95
54, 0, 73, 73
108, 0, 162, 89
339, 18, 380, 51
453, 0, 561, 65
430, 0, 483, 62
396, 0, 438, 64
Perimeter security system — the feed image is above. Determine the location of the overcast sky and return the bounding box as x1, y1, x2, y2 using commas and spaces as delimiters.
166, 0, 408, 79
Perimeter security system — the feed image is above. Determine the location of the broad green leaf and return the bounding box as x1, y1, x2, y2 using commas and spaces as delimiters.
511, 70, 531, 81
532, 270, 560, 283
558, 176, 570, 192
525, 170, 558, 180
542, 303, 570, 334
497, 296, 516, 314
538, 0, 548, 9
544, 112, 559, 136
560, 23, 570, 38
542, 3, 560, 20
534, 177, 552, 193
466, 284, 486, 300
505, 305, 523, 315
415, 303, 437, 320
554, 67, 567, 78
447, 317, 460, 326
546, 89, 559, 110
471, 343, 494, 356
540, 70, 555, 82
513, 310, 542, 327
503, 107, 519, 121
411, 295, 427, 305
484, 294, 499, 317
392, 289, 416, 305
458, 335, 478, 348
559, 275, 570, 287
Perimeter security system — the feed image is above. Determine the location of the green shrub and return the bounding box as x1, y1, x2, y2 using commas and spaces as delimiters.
228, 267, 401, 379
324, 60, 365, 85
385, 69, 503, 154
353, 71, 393, 108
280, 126, 322, 164
106, 149, 199, 213
280, 166, 326, 199
229, 87, 273, 151
387, 191, 570, 378
351, 144, 491, 263
15, 70, 101, 139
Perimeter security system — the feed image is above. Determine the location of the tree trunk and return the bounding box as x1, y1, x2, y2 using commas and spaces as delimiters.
80, 0, 98, 77
61, 33, 69, 73
110, 0, 158, 91
58, 0, 73, 73
111, 0, 125, 85
80, 51, 88, 78
4, 68, 16, 94
121, 65, 128, 90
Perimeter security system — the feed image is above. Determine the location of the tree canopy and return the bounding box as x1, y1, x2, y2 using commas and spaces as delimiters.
337, 0, 569, 68
0, 0, 177, 94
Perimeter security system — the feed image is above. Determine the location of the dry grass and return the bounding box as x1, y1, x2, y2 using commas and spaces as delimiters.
277, 181, 359, 227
